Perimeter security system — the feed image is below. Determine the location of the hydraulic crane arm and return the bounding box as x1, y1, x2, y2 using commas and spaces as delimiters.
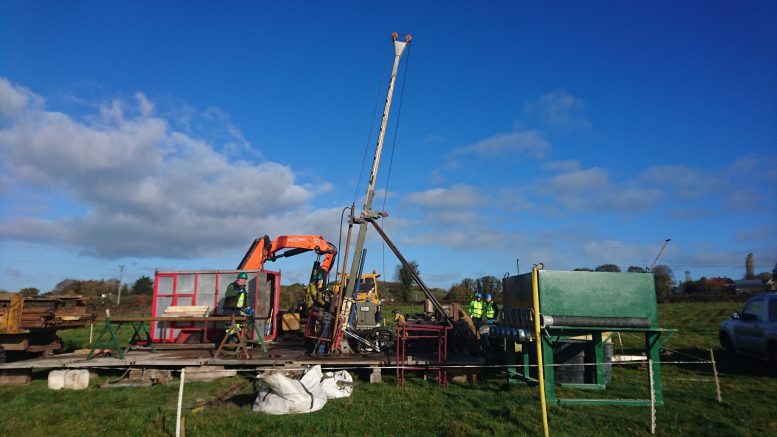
238, 234, 338, 276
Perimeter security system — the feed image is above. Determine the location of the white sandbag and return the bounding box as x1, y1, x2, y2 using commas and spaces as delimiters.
48, 370, 66, 390
64, 369, 90, 390
48, 369, 89, 390
253, 365, 327, 415
320, 370, 353, 399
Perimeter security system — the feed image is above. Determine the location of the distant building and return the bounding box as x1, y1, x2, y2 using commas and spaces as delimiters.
709, 277, 735, 293
733, 279, 765, 293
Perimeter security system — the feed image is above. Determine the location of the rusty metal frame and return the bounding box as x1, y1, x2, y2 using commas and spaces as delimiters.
395, 322, 451, 387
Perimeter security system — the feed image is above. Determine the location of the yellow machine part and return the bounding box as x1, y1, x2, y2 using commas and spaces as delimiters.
281, 313, 301, 331
355, 272, 381, 303
333, 271, 382, 303
1, 294, 24, 334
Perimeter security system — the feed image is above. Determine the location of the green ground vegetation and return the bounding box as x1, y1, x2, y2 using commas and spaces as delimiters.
1, 301, 775, 436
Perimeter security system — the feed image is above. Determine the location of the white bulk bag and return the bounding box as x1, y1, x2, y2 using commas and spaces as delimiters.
252, 365, 328, 415
320, 370, 353, 399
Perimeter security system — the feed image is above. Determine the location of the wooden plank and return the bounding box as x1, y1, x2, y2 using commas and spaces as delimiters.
0, 369, 31, 385
164, 306, 209, 311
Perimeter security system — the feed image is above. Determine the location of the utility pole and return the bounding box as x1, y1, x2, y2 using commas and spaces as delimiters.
116, 265, 125, 305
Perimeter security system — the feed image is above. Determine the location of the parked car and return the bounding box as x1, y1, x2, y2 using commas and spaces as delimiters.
719, 292, 777, 365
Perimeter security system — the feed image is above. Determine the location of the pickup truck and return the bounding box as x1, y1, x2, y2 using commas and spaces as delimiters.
719, 292, 777, 366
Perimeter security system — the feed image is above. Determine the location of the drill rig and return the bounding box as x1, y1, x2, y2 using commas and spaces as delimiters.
305, 32, 453, 355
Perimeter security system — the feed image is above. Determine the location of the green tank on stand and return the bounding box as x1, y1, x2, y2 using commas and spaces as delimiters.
498, 270, 675, 406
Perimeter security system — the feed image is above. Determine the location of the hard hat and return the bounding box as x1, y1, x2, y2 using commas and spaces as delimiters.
475, 292, 482, 299
237, 272, 249, 280
485, 293, 492, 299
392, 308, 401, 314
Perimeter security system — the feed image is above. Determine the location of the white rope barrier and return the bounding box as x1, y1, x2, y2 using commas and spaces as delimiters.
64, 359, 724, 373
59, 351, 730, 436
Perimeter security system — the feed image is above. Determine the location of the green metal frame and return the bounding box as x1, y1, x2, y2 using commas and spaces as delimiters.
88, 317, 156, 360
246, 317, 267, 352
502, 270, 676, 406
506, 342, 535, 384
213, 317, 267, 359
506, 327, 675, 405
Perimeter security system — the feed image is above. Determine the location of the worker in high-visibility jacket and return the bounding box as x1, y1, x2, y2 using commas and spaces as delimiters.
483, 293, 499, 323
224, 272, 251, 335
305, 271, 327, 310
392, 308, 406, 324
468, 292, 484, 320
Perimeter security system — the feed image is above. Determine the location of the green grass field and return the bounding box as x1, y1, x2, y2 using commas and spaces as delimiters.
1, 301, 776, 436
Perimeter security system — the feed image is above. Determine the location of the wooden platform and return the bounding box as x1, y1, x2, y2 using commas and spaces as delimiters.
0, 342, 389, 371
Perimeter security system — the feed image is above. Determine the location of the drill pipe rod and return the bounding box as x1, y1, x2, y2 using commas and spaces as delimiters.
366, 217, 452, 325
649, 238, 671, 271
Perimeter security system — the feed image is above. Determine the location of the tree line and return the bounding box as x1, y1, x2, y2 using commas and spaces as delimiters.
6, 260, 775, 306
9, 276, 154, 300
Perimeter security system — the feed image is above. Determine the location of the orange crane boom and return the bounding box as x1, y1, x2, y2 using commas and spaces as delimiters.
237, 234, 337, 278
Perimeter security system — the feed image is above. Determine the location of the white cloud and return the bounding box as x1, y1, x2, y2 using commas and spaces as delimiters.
435, 210, 480, 225
135, 92, 154, 116
726, 154, 777, 182
546, 166, 663, 213
449, 130, 550, 160
524, 91, 591, 129
581, 240, 649, 266
736, 225, 776, 243
422, 134, 445, 144
399, 228, 519, 251
0, 77, 327, 259
0, 79, 44, 116
640, 165, 719, 199
404, 184, 483, 209
542, 160, 581, 172
493, 188, 533, 211
548, 167, 609, 194
724, 188, 767, 211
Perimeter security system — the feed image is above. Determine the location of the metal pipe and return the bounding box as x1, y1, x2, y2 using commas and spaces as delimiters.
540, 315, 652, 329
330, 205, 356, 351
366, 217, 452, 325
650, 238, 671, 271
347, 249, 368, 326
531, 267, 550, 437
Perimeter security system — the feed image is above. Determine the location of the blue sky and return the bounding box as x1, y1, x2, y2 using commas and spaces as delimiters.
1, 1, 776, 293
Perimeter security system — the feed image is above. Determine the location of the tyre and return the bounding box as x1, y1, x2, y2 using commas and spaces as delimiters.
719, 331, 734, 354
769, 342, 777, 369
